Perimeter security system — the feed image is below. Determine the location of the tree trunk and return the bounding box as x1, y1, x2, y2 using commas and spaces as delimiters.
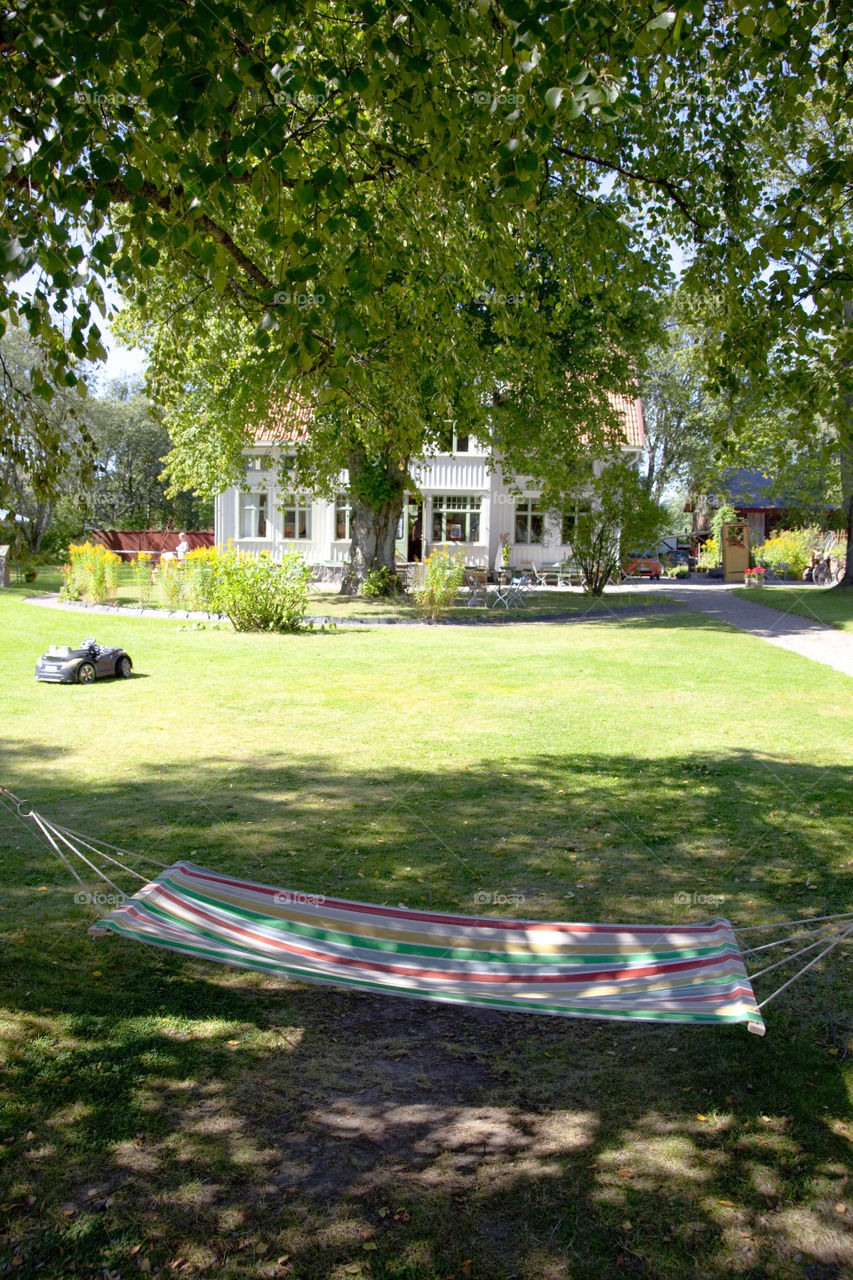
340, 447, 406, 596
838, 299, 853, 588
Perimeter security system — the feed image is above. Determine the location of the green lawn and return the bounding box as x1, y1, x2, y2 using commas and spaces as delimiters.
735, 584, 853, 632
1, 591, 851, 1280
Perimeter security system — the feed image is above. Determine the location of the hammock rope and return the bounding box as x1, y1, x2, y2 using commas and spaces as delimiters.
756, 924, 853, 1011
740, 924, 853, 957
3, 790, 849, 1035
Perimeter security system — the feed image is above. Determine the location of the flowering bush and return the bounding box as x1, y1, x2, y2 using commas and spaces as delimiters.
755, 527, 824, 580
697, 536, 720, 569
412, 549, 465, 618
155, 558, 185, 610
61, 542, 120, 604
183, 547, 221, 612
133, 553, 156, 606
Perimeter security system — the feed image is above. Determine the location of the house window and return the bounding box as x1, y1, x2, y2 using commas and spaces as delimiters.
561, 504, 591, 545
432, 494, 481, 543
335, 493, 352, 541
281, 494, 311, 540
240, 491, 269, 539
515, 497, 544, 545
438, 427, 471, 454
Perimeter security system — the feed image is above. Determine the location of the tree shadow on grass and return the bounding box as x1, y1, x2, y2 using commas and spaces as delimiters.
1, 742, 852, 1279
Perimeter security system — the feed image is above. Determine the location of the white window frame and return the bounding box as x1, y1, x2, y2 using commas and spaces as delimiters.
245, 454, 273, 477
561, 502, 592, 546
515, 496, 544, 546
437, 427, 471, 455
239, 490, 270, 540
281, 493, 312, 541
432, 494, 482, 543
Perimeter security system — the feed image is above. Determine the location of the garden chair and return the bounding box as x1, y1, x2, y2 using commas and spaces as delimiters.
519, 560, 545, 585
492, 574, 528, 609
462, 568, 489, 607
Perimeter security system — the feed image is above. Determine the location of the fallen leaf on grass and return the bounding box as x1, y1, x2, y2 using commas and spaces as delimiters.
835, 1203, 847, 1214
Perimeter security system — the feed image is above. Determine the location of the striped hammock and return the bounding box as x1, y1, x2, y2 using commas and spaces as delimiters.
89, 861, 767, 1035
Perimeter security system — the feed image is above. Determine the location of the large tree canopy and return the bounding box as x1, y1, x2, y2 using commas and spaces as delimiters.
2, 0, 851, 575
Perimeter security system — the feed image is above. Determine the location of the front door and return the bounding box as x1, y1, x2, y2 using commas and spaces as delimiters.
396, 499, 423, 562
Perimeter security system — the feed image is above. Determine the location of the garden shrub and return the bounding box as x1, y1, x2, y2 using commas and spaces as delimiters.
697, 505, 739, 569
412, 549, 464, 619
61, 542, 120, 604
710, 503, 739, 545
213, 548, 310, 632
755, 527, 825, 579
361, 564, 400, 598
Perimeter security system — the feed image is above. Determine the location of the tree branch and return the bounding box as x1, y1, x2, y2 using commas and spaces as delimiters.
552, 144, 704, 230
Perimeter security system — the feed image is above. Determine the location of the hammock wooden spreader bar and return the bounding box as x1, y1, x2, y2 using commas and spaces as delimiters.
87, 860, 768, 1035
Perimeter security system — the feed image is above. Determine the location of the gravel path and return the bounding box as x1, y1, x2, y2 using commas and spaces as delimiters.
659, 583, 853, 680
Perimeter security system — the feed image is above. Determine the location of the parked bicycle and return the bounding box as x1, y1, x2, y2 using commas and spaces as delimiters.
812, 556, 844, 585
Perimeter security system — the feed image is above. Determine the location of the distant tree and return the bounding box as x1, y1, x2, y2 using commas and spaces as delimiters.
0, 325, 210, 554
85, 380, 212, 530
0, 325, 93, 552
639, 307, 720, 504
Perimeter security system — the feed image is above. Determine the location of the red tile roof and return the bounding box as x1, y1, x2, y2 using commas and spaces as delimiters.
251, 391, 645, 449
251, 399, 313, 444
607, 390, 645, 450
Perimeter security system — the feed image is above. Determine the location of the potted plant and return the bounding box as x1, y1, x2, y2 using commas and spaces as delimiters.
743, 566, 766, 587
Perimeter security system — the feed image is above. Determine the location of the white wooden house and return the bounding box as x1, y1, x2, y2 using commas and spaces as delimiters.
214, 393, 645, 571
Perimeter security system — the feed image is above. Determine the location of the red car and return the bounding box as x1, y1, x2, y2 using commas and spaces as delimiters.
622, 555, 662, 580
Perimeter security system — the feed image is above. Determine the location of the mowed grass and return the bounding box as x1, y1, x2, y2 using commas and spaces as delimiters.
1, 590, 852, 1280
735, 584, 853, 632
